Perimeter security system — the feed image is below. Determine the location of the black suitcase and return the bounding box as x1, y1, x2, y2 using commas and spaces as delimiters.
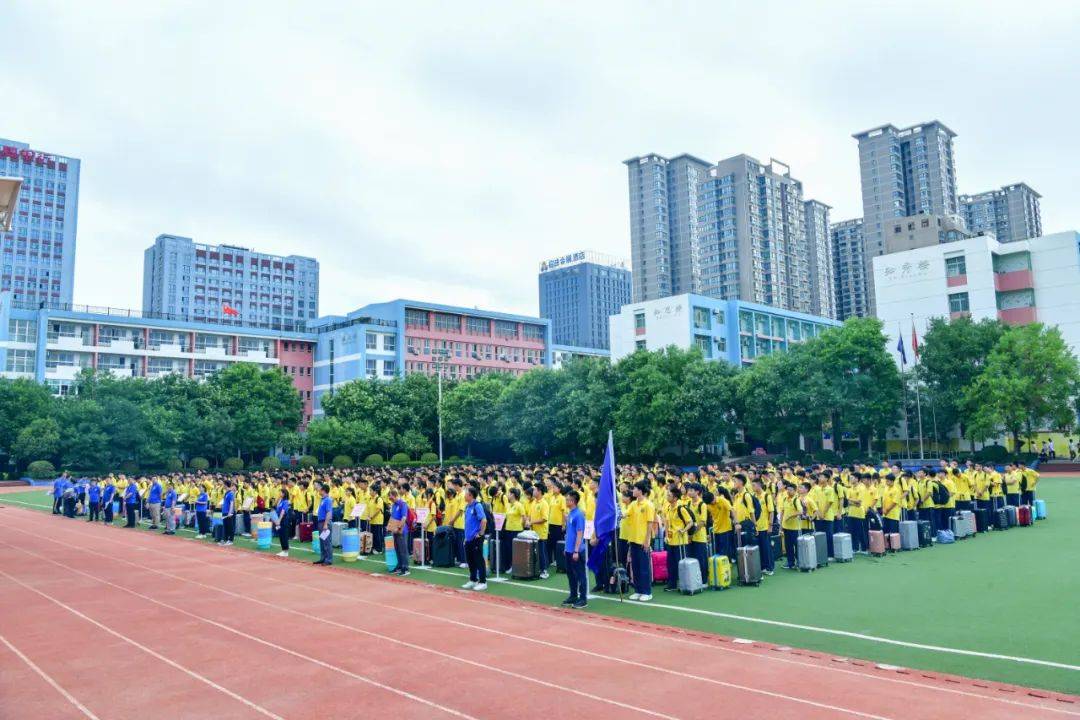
917, 520, 933, 548
974, 508, 989, 533
213, 524, 224, 542
432, 526, 454, 567
770, 534, 782, 560
555, 540, 567, 573
993, 508, 1008, 530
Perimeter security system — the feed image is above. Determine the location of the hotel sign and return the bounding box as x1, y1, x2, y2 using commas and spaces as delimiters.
540, 251, 587, 272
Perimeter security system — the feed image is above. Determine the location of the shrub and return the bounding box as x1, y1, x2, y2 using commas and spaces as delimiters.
119, 460, 140, 476
420, 452, 439, 463
189, 457, 210, 471
28, 460, 56, 480
363, 453, 384, 465
298, 455, 318, 468
974, 444, 1009, 463
812, 449, 842, 465
727, 441, 749, 457
390, 452, 411, 464
261, 456, 281, 470
331, 454, 354, 469
222, 457, 244, 472
447, 455, 461, 463
164, 457, 185, 473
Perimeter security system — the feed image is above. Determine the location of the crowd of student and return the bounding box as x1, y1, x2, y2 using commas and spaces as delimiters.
48, 458, 1040, 604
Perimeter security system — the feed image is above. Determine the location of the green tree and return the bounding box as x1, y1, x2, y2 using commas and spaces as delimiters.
207, 364, 302, 459
399, 428, 432, 459
442, 373, 513, 456
0, 378, 54, 461
499, 369, 564, 459
12, 417, 61, 466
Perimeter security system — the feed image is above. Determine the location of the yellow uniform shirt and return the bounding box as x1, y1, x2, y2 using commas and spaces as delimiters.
505, 500, 525, 532
528, 499, 549, 540
624, 498, 655, 546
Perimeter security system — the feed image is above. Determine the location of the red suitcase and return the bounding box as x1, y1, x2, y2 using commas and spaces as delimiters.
887, 532, 901, 551
1018, 505, 1033, 526
651, 550, 668, 584
868, 530, 886, 556
412, 537, 429, 563
297, 521, 314, 542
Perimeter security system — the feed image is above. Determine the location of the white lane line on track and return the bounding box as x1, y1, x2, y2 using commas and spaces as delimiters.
0, 633, 102, 719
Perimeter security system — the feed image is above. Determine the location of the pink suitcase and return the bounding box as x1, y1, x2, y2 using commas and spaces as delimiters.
887, 532, 901, 551
1017, 505, 1033, 527
868, 530, 886, 556
651, 550, 668, 584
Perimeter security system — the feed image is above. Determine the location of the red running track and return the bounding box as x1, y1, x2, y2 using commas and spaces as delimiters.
0, 504, 1077, 720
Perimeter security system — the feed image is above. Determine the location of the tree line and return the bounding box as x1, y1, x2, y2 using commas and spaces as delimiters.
2, 316, 1077, 475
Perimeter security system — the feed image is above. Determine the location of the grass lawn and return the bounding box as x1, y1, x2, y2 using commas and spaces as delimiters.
4, 478, 1078, 695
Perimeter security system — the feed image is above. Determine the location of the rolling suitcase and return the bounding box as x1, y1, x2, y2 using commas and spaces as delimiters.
297, 522, 313, 542
1034, 498, 1046, 519
331, 521, 346, 548
813, 531, 828, 567
736, 545, 762, 585
1018, 505, 1033, 526
411, 537, 429, 564
918, 520, 933, 547
993, 508, 1008, 530
797, 533, 817, 571
887, 532, 901, 551
770, 534, 782, 560
678, 557, 704, 595
868, 529, 886, 556
555, 540, 567, 573
651, 550, 668, 584
1005, 506, 1018, 528
359, 531, 374, 554
899, 521, 918, 550
213, 523, 224, 542
707, 555, 732, 590
432, 526, 454, 567
385, 543, 398, 572
974, 508, 989, 533
959, 511, 976, 537
949, 515, 966, 539
511, 536, 540, 579
833, 532, 853, 562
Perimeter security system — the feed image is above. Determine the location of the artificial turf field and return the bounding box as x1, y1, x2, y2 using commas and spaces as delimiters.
2, 478, 1077, 695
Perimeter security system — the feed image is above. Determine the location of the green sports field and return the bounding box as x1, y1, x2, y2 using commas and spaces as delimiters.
4, 478, 1078, 695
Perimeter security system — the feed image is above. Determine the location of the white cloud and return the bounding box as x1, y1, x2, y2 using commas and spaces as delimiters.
3, 0, 1079, 317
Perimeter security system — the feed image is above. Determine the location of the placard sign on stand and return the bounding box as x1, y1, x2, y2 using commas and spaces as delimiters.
584, 520, 595, 540
350, 503, 367, 519
416, 507, 431, 567
491, 513, 507, 582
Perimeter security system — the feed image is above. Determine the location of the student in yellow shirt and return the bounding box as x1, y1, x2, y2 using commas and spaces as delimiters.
1004, 465, 1022, 507
751, 479, 775, 575
545, 482, 566, 566
501, 487, 525, 574
778, 484, 803, 570
662, 487, 692, 592
625, 481, 656, 602
684, 483, 710, 582
881, 475, 902, 535
1019, 463, 1039, 506
525, 485, 550, 579
369, 483, 386, 554
706, 486, 735, 560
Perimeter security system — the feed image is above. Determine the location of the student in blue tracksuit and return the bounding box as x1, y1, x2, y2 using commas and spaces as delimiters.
387, 488, 410, 576
461, 486, 487, 590
87, 481, 102, 522
102, 480, 116, 523
52, 475, 64, 514
61, 477, 77, 518
162, 485, 177, 535
123, 481, 139, 527
562, 491, 587, 609
313, 483, 334, 565
273, 488, 291, 557
147, 478, 163, 529
220, 481, 236, 545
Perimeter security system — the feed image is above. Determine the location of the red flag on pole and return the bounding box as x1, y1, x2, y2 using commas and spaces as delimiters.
222, 304, 239, 317
911, 323, 920, 359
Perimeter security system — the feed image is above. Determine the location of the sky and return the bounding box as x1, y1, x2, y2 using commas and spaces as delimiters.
4, 1, 1080, 318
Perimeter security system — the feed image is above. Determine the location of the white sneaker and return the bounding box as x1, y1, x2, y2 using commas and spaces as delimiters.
638, 594, 652, 602
628, 593, 642, 601
462, 581, 476, 589
540, 571, 549, 579
473, 583, 487, 591
195, 534, 205, 539
458, 563, 468, 569
277, 551, 289, 557
224, 541, 233, 546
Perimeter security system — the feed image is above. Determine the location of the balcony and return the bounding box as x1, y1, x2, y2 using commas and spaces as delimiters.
994, 269, 1034, 292
997, 306, 1037, 326
50, 333, 91, 350
946, 274, 967, 287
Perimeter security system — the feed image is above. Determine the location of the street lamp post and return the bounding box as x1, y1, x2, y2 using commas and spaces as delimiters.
432, 349, 450, 467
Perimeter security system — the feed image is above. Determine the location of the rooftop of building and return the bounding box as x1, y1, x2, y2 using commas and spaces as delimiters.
959, 182, 1042, 201
0, 137, 80, 163
852, 120, 957, 141
622, 152, 712, 167
538, 250, 630, 273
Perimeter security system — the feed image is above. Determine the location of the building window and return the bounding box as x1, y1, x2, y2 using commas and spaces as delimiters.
635, 339, 646, 351
693, 334, 712, 358
365, 332, 377, 350
634, 312, 645, 330
8, 319, 37, 343
466, 317, 490, 335
715, 337, 727, 352
4, 348, 35, 373
945, 255, 966, 277
948, 292, 970, 313
692, 307, 710, 330
383, 334, 396, 352
365, 358, 376, 378
383, 359, 397, 376
405, 309, 428, 328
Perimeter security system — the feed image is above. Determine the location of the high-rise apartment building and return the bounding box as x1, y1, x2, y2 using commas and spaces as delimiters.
832, 218, 868, 321
624, 153, 710, 302
853, 121, 959, 314
538, 250, 631, 350
960, 183, 1042, 243
697, 155, 813, 314
142, 234, 319, 332
0, 139, 81, 305
804, 199, 835, 319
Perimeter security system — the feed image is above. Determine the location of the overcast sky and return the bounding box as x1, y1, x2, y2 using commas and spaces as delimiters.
4, 1, 1079, 317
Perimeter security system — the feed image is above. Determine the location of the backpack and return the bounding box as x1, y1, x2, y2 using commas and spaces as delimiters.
931, 482, 950, 506
405, 504, 417, 529
481, 502, 495, 535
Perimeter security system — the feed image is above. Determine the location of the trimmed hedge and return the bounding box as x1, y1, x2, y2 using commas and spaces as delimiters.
331, 454, 354, 469
165, 457, 185, 473
420, 452, 439, 463
974, 444, 1009, 463
28, 460, 56, 480
364, 453, 384, 465
390, 452, 410, 463
261, 456, 281, 470
189, 457, 210, 471
222, 457, 244, 472
298, 455, 318, 468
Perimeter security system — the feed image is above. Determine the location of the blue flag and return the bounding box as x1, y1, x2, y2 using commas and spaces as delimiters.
896, 333, 907, 366
587, 431, 619, 575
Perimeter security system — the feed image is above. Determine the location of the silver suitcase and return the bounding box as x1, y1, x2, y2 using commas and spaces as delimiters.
331, 521, 346, 547
797, 534, 817, 572
677, 558, 704, 595
899, 520, 919, 550
833, 532, 853, 562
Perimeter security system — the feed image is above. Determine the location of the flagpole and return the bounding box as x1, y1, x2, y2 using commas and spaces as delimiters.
911, 314, 925, 460
898, 322, 911, 460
